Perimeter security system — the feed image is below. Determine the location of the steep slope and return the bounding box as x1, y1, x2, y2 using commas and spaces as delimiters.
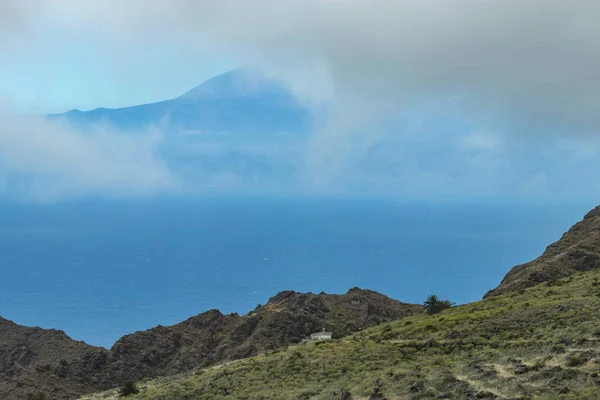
0, 317, 106, 400
84, 268, 600, 400
1, 289, 419, 400
105, 288, 421, 383
485, 205, 600, 297
48, 69, 312, 135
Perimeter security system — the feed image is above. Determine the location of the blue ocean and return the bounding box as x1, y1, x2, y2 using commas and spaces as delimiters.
0, 197, 593, 348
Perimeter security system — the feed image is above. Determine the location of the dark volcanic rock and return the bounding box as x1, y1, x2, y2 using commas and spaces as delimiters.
1, 288, 420, 400
476, 390, 498, 399
485, 205, 600, 297
410, 381, 425, 392
514, 366, 530, 375
0, 317, 108, 400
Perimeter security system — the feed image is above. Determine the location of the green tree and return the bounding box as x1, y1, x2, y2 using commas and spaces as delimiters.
119, 381, 140, 397
423, 294, 452, 315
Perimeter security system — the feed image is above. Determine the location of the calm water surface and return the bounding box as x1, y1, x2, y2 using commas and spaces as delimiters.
0, 197, 592, 347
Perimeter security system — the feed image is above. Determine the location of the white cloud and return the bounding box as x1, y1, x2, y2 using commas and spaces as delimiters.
5, 1, 600, 134
0, 110, 177, 201
3, 1, 600, 199
459, 131, 505, 152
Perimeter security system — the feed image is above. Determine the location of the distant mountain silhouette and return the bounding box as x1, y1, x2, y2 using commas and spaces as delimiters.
45, 69, 313, 189
48, 69, 312, 135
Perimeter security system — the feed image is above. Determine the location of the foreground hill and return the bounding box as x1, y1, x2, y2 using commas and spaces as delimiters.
486, 205, 600, 297
0, 289, 418, 400
105, 288, 420, 384
84, 268, 600, 400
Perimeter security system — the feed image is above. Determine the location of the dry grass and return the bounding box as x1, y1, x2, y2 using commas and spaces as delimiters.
82, 269, 600, 400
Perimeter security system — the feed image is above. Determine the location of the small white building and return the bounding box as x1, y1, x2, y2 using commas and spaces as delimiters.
310, 328, 333, 341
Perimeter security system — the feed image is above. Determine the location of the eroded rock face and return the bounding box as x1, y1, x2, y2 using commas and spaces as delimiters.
104, 288, 421, 382
1, 289, 420, 400
486, 205, 600, 297
0, 317, 109, 400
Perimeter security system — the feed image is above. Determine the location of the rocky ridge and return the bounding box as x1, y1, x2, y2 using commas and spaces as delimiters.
0, 288, 420, 400
485, 205, 600, 297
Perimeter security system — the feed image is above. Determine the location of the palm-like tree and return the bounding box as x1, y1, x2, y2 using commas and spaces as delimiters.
423, 294, 451, 315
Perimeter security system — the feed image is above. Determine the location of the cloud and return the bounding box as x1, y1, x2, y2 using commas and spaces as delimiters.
3, 1, 600, 199
0, 110, 177, 201
16, 2, 599, 161
459, 131, 505, 153
6, 1, 600, 132
0, 1, 26, 35
77, 1, 600, 133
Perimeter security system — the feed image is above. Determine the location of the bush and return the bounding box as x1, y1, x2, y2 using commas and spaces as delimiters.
423, 295, 453, 315
119, 381, 140, 397
566, 354, 586, 367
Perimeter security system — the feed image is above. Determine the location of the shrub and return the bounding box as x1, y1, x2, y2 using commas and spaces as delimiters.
119, 381, 140, 397
423, 295, 452, 315
296, 390, 320, 399
566, 354, 586, 367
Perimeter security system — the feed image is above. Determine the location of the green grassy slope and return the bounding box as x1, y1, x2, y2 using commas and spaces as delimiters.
82, 269, 600, 400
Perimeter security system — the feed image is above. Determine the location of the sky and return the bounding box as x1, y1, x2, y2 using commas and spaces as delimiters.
0, 18, 233, 113
1, 1, 600, 201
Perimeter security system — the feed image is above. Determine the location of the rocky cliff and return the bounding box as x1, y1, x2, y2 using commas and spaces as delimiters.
0, 317, 107, 400
485, 205, 600, 297
0, 288, 420, 400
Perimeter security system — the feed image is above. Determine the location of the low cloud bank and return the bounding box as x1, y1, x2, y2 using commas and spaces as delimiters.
0, 110, 177, 201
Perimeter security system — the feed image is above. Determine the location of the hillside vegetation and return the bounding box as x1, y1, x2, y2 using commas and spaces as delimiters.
83, 268, 600, 400
486, 205, 600, 297
0, 288, 418, 400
